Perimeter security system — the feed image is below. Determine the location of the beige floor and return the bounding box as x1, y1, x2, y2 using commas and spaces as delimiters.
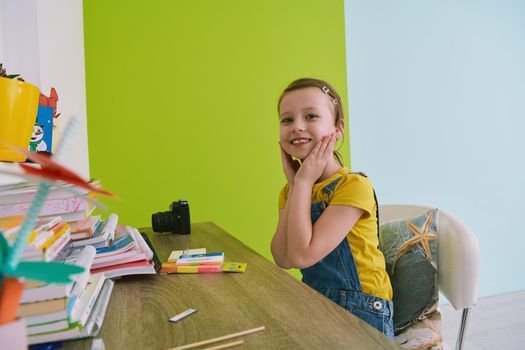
440, 290, 525, 350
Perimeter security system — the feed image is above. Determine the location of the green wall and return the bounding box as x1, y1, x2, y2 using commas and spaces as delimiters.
83, 0, 348, 265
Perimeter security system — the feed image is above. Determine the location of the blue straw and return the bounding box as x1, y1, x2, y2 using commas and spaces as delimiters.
7, 181, 51, 270
6, 117, 79, 271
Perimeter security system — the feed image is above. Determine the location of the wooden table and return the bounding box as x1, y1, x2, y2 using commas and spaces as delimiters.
66, 222, 400, 349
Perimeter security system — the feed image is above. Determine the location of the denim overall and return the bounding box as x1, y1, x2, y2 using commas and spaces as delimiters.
301, 175, 395, 338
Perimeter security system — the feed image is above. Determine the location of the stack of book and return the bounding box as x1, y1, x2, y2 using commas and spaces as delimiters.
0, 181, 96, 223
0, 182, 158, 279
0, 205, 114, 344
0, 181, 96, 269
70, 221, 157, 279
0, 215, 72, 264
0, 180, 158, 345
19, 247, 114, 345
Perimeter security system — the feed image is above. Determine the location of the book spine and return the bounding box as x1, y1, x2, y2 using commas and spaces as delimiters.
129, 227, 153, 260
44, 230, 71, 262
71, 232, 91, 241
27, 215, 63, 245
74, 213, 117, 247
27, 324, 82, 345
27, 319, 69, 336
21, 284, 63, 304
88, 239, 111, 249
81, 279, 114, 337
101, 214, 118, 245
39, 223, 69, 250
0, 182, 92, 205
30, 230, 54, 248
69, 246, 97, 296
35, 216, 62, 233
94, 234, 134, 257
22, 309, 68, 326
78, 274, 106, 326
40, 206, 95, 224
91, 251, 146, 269
0, 197, 91, 217
70, 215, 100, 234
52, 241, 73, 262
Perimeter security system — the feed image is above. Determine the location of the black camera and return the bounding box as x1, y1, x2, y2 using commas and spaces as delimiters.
152, 200, 191, 234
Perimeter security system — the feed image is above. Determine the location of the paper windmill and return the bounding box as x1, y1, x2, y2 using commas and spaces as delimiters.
0, 139, 114, 283
0, 233, 84, 283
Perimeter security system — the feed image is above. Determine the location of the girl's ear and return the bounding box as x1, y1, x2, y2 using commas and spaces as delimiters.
336, 124, 344, 140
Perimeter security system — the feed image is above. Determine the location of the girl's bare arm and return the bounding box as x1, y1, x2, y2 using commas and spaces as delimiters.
286, 179, 364, 269
271, 187, 293, 269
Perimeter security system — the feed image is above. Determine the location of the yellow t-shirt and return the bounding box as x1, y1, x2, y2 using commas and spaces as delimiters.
278, 167, 393, 301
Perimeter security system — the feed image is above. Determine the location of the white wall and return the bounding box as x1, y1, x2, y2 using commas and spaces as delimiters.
0, 0, 40, 85
345, 0, 525, 298
0, 0, 89, 185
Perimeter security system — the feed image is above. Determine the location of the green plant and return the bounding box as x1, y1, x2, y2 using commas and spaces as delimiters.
0, 63, 24, 81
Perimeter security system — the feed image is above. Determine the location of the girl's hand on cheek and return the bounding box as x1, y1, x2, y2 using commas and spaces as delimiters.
279, 142, 300, 185
295, 133, 336, 185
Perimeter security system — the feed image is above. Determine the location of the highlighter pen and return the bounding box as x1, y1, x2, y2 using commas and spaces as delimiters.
173, 264, 222, 273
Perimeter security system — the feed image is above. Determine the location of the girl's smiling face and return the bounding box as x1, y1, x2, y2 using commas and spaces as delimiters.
279, 87, 341, 160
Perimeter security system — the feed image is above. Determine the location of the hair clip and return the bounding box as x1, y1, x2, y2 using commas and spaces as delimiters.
322, 86, 338, 105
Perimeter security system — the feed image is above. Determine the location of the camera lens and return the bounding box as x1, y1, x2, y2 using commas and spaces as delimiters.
152, 211, 175, 233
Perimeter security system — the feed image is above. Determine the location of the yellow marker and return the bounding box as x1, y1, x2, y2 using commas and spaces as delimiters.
222, 262, 247, 272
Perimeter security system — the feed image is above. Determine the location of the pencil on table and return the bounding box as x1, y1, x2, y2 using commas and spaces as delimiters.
200, 340, 244, 350
168, 326, 265, 350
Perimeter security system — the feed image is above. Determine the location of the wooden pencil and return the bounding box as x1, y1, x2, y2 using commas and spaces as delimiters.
200, 340, 244, 350
168, 326, 265, 350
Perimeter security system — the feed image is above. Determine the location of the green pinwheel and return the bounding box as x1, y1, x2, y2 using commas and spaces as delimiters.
0, 231, 84, 283
0, 120, 113, 284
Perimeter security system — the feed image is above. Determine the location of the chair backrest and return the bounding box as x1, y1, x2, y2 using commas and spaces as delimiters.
379, 204, 480, 310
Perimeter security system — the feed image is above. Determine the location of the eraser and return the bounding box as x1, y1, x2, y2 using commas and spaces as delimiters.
183, 248, 206, 256
168, 250, 184, 262
168, 248, 207, 262
169, 308, 197, 323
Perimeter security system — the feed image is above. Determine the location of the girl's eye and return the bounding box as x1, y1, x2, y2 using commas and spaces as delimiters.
280, 117, 293, 124
305, 114, 319, 120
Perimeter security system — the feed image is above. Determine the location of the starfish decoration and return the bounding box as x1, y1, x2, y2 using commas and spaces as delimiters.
391, 211, 437, 275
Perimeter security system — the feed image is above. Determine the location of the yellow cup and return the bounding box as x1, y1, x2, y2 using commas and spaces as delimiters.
0, 77, 40, 162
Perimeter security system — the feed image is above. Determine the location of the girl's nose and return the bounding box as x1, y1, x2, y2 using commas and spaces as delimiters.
293, 121, 305, 132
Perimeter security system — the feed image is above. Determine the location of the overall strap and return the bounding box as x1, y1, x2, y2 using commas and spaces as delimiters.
319, 171, 380, 237
346, 171, 380, 238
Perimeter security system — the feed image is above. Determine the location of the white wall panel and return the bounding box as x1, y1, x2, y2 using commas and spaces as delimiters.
345, 0, 525, 298
0, 0, 89, 185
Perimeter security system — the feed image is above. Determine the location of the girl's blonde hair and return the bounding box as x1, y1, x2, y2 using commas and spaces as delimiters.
278, 78, 345, 165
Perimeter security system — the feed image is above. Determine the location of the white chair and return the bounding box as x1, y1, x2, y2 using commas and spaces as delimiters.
379, 204, 480, 350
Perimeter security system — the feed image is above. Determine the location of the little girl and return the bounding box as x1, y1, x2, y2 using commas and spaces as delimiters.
271, 78, 394, 337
